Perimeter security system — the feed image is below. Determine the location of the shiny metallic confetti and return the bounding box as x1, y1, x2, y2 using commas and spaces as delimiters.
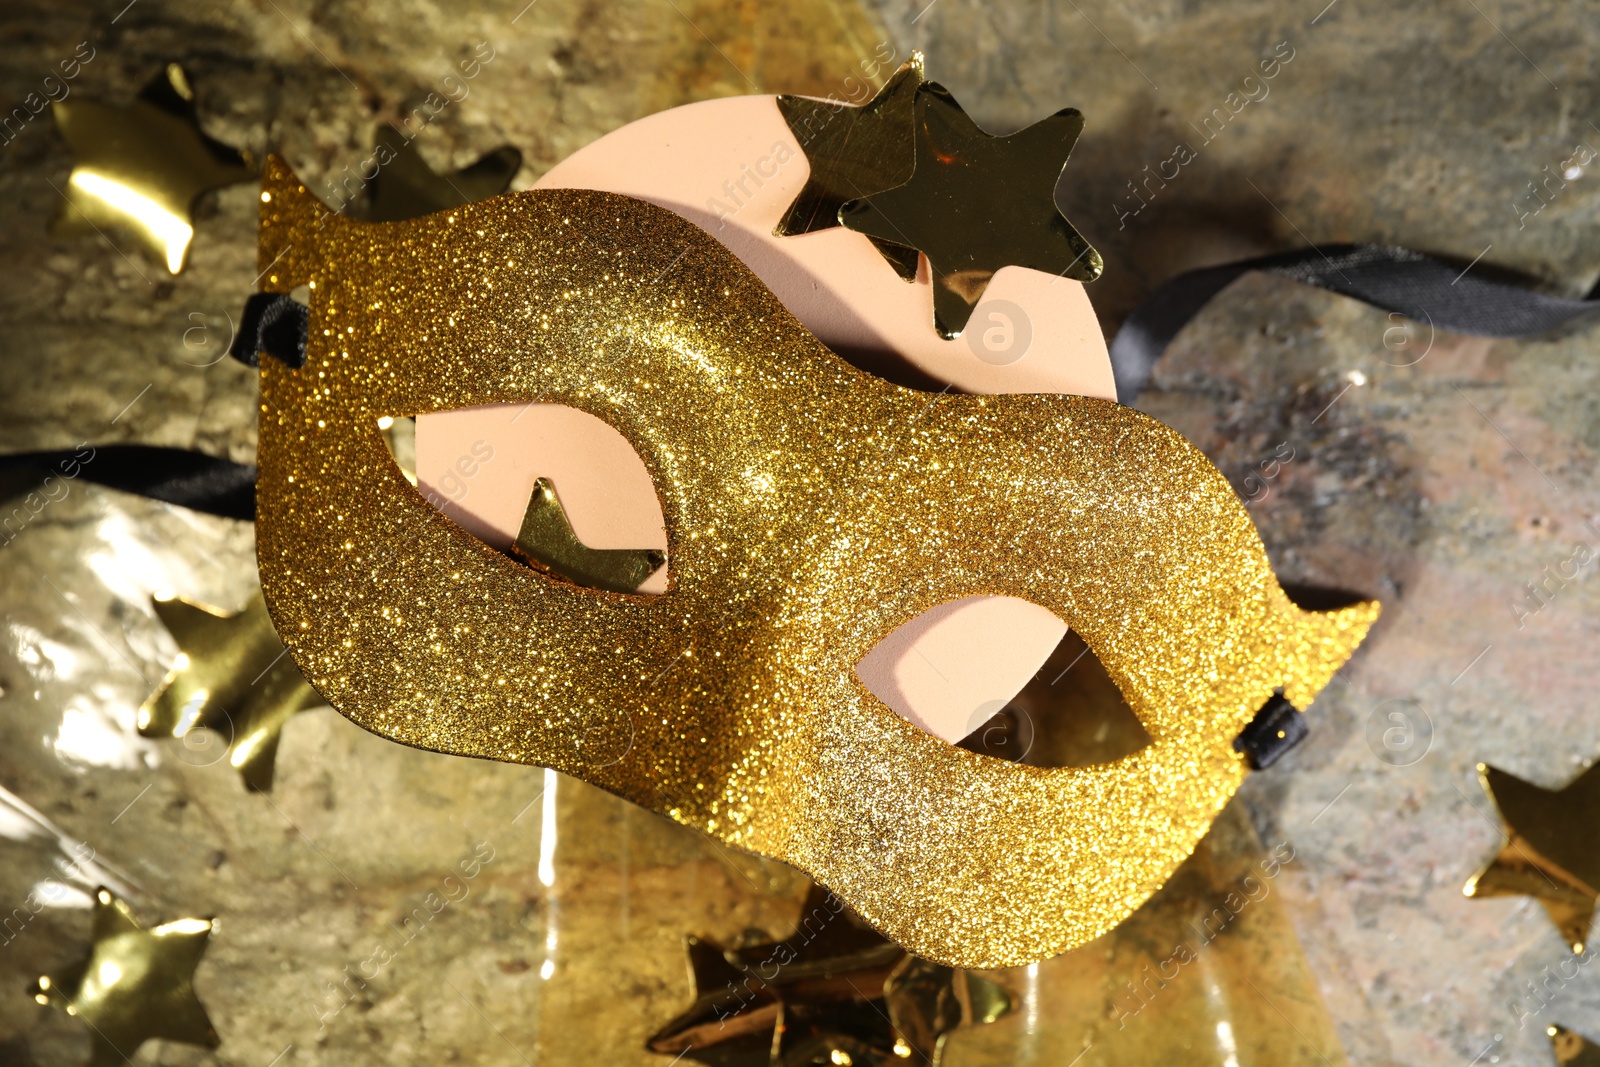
249, 157, 1377, 967
138, 592, 322, 792
352, 123, 522, 223
50, 63, 255, 273
775, 53, 925, 280
839, 82, 1102, 339
512, 477, 665, 593
1551, 1025, 1600, 1066
30, 887, 219, 1067
1463, 761, 1600, 953
647, 886, 1010, 1066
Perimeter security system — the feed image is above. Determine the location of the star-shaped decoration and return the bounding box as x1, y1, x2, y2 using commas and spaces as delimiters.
138, 592, 322, 792
512, 477, 665, 593
351, 123, 521, 223
30, 887, 219, 1067
1551, 1025, 1600, 1066
51, 63, 256, 273
1462, 761, 1600, 953
774, 53, 926, 281
838, 82, 1102, 339
647, 886, 1011, 1066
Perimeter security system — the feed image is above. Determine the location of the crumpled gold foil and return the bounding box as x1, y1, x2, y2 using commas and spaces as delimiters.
250, 156, 1378, 968
648, 885, 1011, 1066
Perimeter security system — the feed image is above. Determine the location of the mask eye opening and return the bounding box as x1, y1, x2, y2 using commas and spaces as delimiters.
378, 415, 417, 481
855, 596, 1153, 769
376, 409, 669, 596
956, 628, 1152, 768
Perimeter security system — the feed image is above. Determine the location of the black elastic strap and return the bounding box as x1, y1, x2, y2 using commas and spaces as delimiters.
1109, 244, 1600, 401
0, 446, 257, 521
230, 292, 309, 369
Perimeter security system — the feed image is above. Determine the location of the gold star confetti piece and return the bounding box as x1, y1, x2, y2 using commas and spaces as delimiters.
30, 887, 218, 1067
1462, 761, 1600, 953
839, 82, 1102, 339
511, 478, 665, 594
1551, 1025, 1600, 1066
138, 592, 322, 792
774, 53, 925, 280
353, 124, 521, 223
647, 886, 1012, 1066
50, 63, 255, 273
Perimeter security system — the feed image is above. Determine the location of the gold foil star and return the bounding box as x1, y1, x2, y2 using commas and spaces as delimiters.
30, 887, 219, 1067
839, 82, 1102, 339
353, 124, 521, 223
774, 53, 925, 280
138, 592, 322, 792
50, 63, 255, 273
511, 478, 665, 593
647, 887, 1011, 1066
1463, 761, 1600, 953
1551, 1025, 1600, 1066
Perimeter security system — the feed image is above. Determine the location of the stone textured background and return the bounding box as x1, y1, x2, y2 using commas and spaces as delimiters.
1, 1, 1598, 1064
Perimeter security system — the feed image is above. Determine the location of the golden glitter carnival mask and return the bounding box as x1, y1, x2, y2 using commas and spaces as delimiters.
250, 157, 1377, 968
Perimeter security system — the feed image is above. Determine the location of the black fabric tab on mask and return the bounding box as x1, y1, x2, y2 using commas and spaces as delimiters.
0, 446, 257, 521
230, 292, 309, 369
1233, 692, 1308, 771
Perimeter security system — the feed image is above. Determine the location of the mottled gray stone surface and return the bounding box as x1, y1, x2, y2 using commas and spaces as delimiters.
881, 3, 1600, 1063
2, 1, 1599, 1065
